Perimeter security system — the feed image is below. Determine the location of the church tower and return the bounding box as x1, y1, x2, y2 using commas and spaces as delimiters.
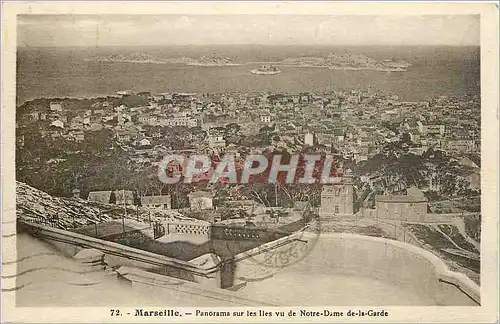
319, 169, 354, 219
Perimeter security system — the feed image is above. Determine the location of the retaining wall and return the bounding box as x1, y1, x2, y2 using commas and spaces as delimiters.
19, 221, 480, 305
232, 232, 481, 306
18, 222, 221, 288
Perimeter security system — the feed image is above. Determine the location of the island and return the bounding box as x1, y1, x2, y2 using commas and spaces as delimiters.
85, 51, 410, 71
278, 52, 412, 72
85, 53, 241, 67
250, 65, 282, 75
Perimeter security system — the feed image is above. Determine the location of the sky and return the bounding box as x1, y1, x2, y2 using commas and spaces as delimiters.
17, 15, 480, 47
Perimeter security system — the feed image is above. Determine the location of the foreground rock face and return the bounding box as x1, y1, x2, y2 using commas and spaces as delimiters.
16, 182, 114, 229
15, 181, 193, 230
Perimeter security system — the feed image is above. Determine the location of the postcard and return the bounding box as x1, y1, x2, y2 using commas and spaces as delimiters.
1, 1, 498, 323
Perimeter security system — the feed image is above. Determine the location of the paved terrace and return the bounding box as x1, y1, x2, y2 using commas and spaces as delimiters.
5, 227, 479, 306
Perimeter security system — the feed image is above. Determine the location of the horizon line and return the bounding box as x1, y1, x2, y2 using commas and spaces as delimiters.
17, 43, 481, 48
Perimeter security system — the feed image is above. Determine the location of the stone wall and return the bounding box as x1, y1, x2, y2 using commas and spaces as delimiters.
232, 232, 480, 306
19, 222, 221, 287
20, 221, 480, 305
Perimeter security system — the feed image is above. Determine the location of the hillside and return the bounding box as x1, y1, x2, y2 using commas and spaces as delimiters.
354, 141, 480, 210
407, 222, 480, 284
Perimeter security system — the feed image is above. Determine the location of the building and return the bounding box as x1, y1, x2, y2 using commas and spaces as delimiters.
208, 134, 226, 149
428, 175, 442, 192
17, 134, 25, 148
69, 130, 85, 142
304, 133, 314, 146
408, 147, 426, 156
319, 171, 354, 219
69, 116, 84, 129
188, 191, 214, 210
316, 133, 333, 147
299, 93, 311, 103
417, 121, 445, 136
116, 131, 131, 143
138, 138, 152, 147
88, 191, 112, 204
444, 139, 476, 153
163, 117, 198, 127
333, 128, 345, 142
375, 187, 428, 223
117, 90, 132, 97
260, 115, 272, 123
27, 111, 41, 121
49, 102, 63, 112
50, 120, 64, 129
138, 115, 158, 125
141, 195, 171, 210
115, 190, 134, 205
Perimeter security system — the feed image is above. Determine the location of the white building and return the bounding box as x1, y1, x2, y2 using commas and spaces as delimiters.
138, 138, 151, 147
138, 115, 158, 125
260, 115, 272, 123
27, 112, 40, 121
188, 191, 214, 210
115, 190, 134, 205
304, 133, 314, 146
49, 102, 63, 112
117, 90, 132, 96
141, 195, 171, 209
164, 117, 198, 127
417, 121, 445, 136
50, 120, 64, 128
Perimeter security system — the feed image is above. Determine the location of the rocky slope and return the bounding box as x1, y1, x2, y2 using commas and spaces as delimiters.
16, 182, 193, 230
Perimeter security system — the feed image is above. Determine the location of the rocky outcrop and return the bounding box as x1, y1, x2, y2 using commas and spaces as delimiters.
16, 182, 193, 230
17, 182, 113, 229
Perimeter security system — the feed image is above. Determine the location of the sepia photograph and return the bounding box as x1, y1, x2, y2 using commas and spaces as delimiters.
1, 1, 499, 323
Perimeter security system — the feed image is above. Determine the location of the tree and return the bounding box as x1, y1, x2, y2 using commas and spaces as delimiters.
109, 191, 116, 204
401, 132, 412, 143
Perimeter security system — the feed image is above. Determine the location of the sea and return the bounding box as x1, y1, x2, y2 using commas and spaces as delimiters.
16, 45, 480, 105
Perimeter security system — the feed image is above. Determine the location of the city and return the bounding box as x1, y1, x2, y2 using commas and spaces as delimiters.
15, 88, 481, 284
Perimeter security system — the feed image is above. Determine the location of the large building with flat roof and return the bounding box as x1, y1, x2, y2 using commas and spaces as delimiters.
375, 186, 428, 223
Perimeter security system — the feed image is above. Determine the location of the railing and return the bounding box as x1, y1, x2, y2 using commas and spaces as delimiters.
438, 278, 480, 306
166, 222, 211, 236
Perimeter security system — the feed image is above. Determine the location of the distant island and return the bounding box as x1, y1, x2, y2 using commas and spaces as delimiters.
277, 52, 412, 71
85, 51, 411, 71
250, 65, 282, 75
85, 53, 241, 67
